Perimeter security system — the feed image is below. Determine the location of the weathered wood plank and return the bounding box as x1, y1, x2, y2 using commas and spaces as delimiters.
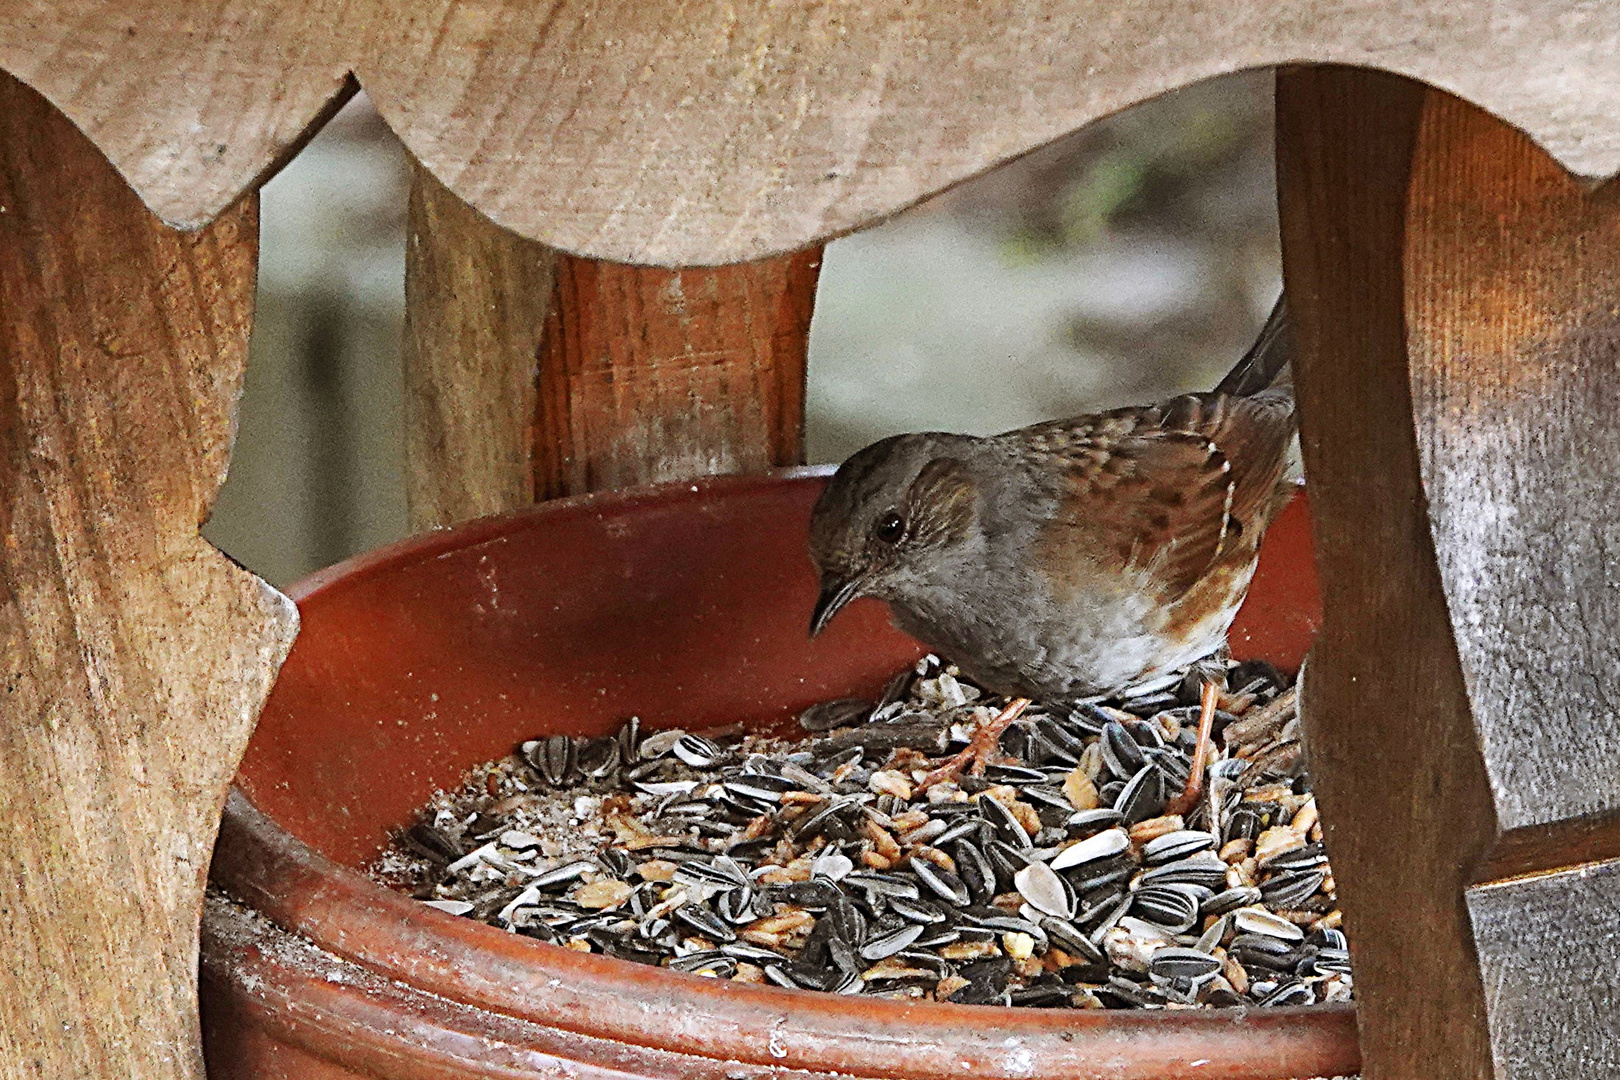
1403, 83, 1620, 1080
1282, 65, 1620, 1080
1468, 858, 1620, 1078
403, 159, 556, 530
5, 2, 1620, 259
0, 72, 297, 1079
1404, 92, 1620, 836
1276, 66, 1498, 1080
0, 1, 352, 229
532, 251, 821, 499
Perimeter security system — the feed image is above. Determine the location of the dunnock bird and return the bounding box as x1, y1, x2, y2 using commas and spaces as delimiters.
808, 297, 1295, 811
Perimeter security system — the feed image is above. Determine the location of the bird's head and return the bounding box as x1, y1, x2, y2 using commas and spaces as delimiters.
807, 433, 981, 637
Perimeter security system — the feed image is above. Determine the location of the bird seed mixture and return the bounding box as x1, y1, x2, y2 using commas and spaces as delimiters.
371, 655, 1350, 1010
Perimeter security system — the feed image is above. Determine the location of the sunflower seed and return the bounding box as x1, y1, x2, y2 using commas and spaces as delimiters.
1065, 807, 1125, 834
1150, 947, 1223, 982
979, 795, 1032, 848
1050, 827, 1129, 870
533, 859, 596, 889
1132, 885, 1201, 933
911, 858, 970, 906
380, 654, 1345, 1013
1258, 979, 1315, 1007
859, 922, 926, 961
1233, 907, 1306, 943
670, 951, 737, 976
637, 729, 686, 760
1142, 829, 1218, 865
1101, 722, 1147, 777
1140, 852, 1228, 889
799, 699, 873, 732
1261, 867, 1328, 908
1114, 765, 1165, 825
1010, 860, 1071, 917
422, 899, 474, 916
1202, 886, 1263, 917
673, 904, 736, 943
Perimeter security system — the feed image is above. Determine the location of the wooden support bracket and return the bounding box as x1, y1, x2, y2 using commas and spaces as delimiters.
0, 73, 298, 1078
1279, 65, 1620, 1080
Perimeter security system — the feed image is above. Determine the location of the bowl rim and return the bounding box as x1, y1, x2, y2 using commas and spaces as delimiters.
211, 471, 1358, 1080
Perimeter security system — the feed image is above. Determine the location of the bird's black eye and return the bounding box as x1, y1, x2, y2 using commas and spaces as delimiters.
874, 510, 905, 544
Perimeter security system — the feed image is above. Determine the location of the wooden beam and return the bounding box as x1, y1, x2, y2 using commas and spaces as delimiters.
403, 160, 556, 531
1279, 64, 1620, 1080
532, 250, 822, 500
0, 71, 297, 1079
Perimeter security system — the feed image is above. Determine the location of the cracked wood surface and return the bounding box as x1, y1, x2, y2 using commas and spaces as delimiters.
0, 72, 297, 1079
1, 1, 1619, 262
1280, 65, 1620, 1080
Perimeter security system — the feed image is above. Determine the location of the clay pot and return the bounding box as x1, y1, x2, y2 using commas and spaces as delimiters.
201, 470, 1354, 1080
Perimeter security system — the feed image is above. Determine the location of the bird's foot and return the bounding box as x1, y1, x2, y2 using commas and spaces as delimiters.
919, 697, 1031, 790
1165, 678, 1220, 818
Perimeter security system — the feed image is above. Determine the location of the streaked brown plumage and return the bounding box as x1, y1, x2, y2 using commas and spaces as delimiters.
808, 297, 1296, 789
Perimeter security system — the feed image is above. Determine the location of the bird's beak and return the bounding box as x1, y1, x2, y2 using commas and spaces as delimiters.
810, 575, 863, 638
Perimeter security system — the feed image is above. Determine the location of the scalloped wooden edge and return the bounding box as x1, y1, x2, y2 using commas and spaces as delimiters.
1, 0, 1617, 263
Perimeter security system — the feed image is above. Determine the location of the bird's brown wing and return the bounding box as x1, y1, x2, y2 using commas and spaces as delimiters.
1017, 404, 1240, 600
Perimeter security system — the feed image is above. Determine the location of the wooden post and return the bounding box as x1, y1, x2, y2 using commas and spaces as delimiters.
403, 161, 556, 531
0, 72, 297, 1079
1279, 65, 1620, 1080
532, 249, 822, 500
404, 162, 823, 516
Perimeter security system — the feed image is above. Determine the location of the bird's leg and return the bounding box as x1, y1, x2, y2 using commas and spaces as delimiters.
1166, 678, 1221, 819
919, 697, 1031, 789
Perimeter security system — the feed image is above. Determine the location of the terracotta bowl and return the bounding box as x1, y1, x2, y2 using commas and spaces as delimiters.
200, 470, 1354, 1080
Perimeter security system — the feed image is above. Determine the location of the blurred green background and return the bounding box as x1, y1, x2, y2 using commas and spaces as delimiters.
204, 71, 1280, 588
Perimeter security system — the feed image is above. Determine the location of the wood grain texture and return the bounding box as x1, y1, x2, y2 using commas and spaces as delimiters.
533, 250, 821, 499
1283, 67, 1620, 1080
404, 159, 556, 530
1277, 66, 1498, 1080
1404, 94, 1620, 835
1402, 86, 1620, 1080
0, 72, 297, 1079
5, 0, 1620, 260
1468, 857, 1620, 1078
0, 1, 354, 229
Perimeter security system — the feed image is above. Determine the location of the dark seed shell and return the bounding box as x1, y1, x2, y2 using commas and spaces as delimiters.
911, 859, 970, 906
1149, 947, 1223, 982
1101, 722, 1147, 777
1132, 886, 1200, 933
533, 860, 596, 889
1202, 886, 1264, 917
1140, 852, 1227, 889
1258, 979, 1315, 1007
1143, 829, 1218, 865
1114, 765, 1165, 825
1261, 867, 1329, 909
673, 904, 736, 943
799, 698, 873, 732
979, 795, 1032, 849
672, 734, 723, 768
858, 922, 926, 961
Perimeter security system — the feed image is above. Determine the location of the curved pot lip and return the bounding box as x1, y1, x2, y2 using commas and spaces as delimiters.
217, 471, 1358, 1080
285, 465, 837, 605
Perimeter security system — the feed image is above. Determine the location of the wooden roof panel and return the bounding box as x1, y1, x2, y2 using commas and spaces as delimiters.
2, 0, 1616, 261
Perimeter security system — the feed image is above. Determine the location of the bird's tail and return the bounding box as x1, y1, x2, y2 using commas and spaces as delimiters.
1213, 294, 1291, 398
